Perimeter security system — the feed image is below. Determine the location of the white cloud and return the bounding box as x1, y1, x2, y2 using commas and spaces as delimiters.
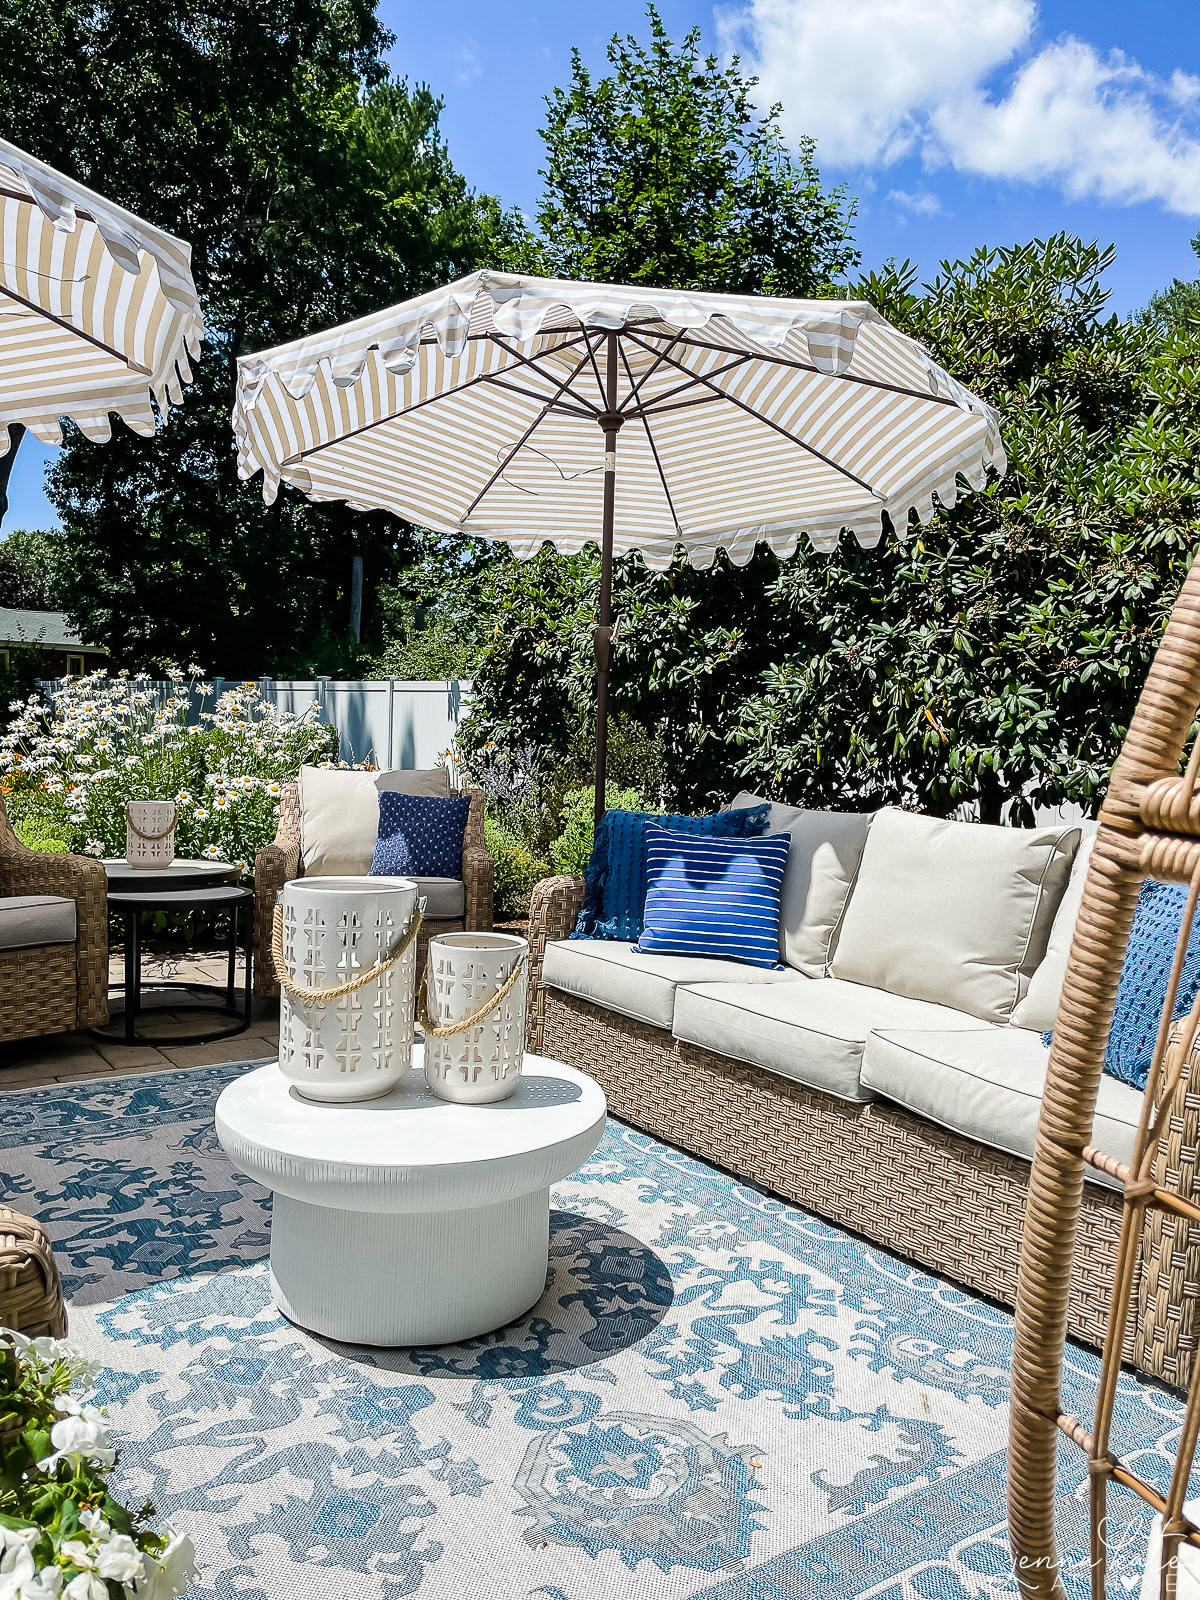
887, 187, 943, 215
716, 0, 1200, 214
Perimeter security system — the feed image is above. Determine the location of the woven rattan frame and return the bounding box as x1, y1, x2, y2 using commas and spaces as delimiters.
0, 1206, 66, 1337
1010, 556, 1200, 1598
253, 782, 494, 999
0, 792, 107, 1040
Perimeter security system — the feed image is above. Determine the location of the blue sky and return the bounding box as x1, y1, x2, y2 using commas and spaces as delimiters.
7, 0, 1199, 530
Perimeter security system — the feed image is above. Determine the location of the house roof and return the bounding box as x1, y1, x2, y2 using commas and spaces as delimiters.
0, 608, 100, 650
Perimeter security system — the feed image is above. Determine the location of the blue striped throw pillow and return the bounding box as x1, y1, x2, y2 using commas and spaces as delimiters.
635, 824, 790, 969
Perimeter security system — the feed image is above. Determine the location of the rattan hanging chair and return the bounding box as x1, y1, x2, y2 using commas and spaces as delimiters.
1010, 557, 1200, 1597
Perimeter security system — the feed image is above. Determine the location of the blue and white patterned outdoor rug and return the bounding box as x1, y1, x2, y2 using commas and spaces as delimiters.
0, 1062, 1187, 1599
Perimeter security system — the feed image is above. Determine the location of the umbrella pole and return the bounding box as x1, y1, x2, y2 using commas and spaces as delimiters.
594, 330, 623, 828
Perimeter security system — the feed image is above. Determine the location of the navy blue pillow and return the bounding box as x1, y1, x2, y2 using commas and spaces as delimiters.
1042, 879, 1200, 1091
635, 824, 790, 970
370, 792, 472, 878
573, 802, 771, 943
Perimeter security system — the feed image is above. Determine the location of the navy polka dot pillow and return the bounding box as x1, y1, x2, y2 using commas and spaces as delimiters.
370, 793, 472, 878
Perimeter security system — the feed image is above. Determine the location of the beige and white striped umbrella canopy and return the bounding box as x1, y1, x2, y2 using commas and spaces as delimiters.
233, 269, 1004, 569
0, 137, 202, 454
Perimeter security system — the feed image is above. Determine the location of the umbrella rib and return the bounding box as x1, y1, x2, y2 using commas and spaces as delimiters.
625, 330, 883, 499
486, 333, 603, 416
461, 336, 602, 521
480, 375, 596, 419
0, 280, 151, 376
619, 341, 680, 536
625, 352, 754, 419
617, 330, 684, 413
635, 326, 962, 408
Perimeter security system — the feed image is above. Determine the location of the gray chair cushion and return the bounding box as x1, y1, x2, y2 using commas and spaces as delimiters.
729, 792, 872, 975
414, 877, 465, 920
861, 1023, 1141, 1190
671, 977, 985, 1103
832, 808, 1080, 1024
541, 939, 803, 1031
0, 894, 76, 950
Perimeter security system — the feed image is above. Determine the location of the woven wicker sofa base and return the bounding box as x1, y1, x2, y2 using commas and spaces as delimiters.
0, 943, 77, 1042
541, 989, 1132, 1367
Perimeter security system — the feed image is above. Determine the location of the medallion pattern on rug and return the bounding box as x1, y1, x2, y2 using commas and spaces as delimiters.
0, 1065, 1183, 1598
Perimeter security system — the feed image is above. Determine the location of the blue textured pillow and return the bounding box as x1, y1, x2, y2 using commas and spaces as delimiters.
1043, 879, 1200, 1090
573, 802, 771, 942
370, 792, 472, 878
636, 825, 790, 969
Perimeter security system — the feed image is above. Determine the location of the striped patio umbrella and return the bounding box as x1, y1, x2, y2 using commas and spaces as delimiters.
0, 137, 202, 466
233, 270, 1004, 817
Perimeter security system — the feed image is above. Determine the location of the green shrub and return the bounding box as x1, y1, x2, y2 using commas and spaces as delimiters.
12, 810, 69, 854
485, 816, 551, 921
549, 784, 650, 877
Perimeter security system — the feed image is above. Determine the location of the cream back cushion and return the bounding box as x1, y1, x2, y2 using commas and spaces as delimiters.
830, 808, 1080, 1023
1010, 832, 1097, 1032
298, 764, 452, 877
729, 792, 872, 975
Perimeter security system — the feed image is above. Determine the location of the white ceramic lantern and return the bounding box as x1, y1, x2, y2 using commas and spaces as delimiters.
125, 800, 177, 869
423, 932, 528, 1105
277, 876, 420, 1103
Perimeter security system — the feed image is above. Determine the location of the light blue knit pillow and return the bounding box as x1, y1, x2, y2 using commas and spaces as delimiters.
635, 824, 790, 970
1043, 879, 1200, 1090
572, 803, 771, 943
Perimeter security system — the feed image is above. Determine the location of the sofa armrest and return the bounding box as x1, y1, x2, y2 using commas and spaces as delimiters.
526, 875, 585, 1051
253, 783, 301, 999
0, 798, 109, 1029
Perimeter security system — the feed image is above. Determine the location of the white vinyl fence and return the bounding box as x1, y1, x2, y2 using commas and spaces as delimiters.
39, 678, 472, 771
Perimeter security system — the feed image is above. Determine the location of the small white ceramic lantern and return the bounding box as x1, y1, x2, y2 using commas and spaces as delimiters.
125, 800, 177, 869
423, 932, 528, 1104
278, 876, 420, 1103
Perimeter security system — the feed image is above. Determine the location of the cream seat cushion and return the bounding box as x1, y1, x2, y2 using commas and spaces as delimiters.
298, 764, 452, 877
541, 939, 803, 1031
861, 1023, 1141, 1190
1010, 833, 1097, 1031
832, 808, 1080, 1023
729, 791, 872, 975
0, 894, 76, 949
671, 976, 985, 1103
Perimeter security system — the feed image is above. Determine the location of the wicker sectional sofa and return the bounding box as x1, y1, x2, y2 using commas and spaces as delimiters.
524, 798, 1167, 1371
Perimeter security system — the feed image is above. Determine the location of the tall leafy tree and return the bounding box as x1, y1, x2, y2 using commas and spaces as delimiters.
1145, 231, 1200, 331
450, 6, 861, 787
0, 0, 524, 672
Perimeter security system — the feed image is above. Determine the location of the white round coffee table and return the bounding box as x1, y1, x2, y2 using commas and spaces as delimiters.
215, 1050, 606, 1346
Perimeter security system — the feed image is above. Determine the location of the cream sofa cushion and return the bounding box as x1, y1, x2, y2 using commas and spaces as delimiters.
541, 939, 802, 1031
831, 808, 1080, 1023
861, 1022, 1140, 1190
1010, 833, 1096, 1032
298, 764, 452, 877
671, 976, 984, 1103
730, 792, 872, 975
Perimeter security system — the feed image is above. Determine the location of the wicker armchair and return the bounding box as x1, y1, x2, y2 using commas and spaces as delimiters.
254, 784, 493, 999
0, 794, 107, 1042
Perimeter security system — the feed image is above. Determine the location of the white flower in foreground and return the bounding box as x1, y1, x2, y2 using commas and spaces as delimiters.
0, 1539, 37, 1597
63, 1572, 106, 1600
39, 1400, 116, 1471
57, 1542, 90, 1568
193, 807, 208, 821
131, 1533, 195, 1600
78, 1511, 108, 1539
19, 1564, 64, 1599
201, 845, 221, 859
84, 842, 103, 858
93, 1533, 143, 1584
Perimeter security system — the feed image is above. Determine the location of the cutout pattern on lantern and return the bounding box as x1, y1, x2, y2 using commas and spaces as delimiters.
125, 800, 177, 868
423, 933, 528, 1104
278, 877, 419, 1102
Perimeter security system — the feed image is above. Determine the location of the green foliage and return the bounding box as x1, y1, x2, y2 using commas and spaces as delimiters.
364, 585, 481, 680
537, 5, 858, 295
550, 785, 651, 877
0, 0, 526, 674
0, 531, 64, 610
2, 671, 339, 873
484, 817, 551, 922
1144, 231, 1200, 331
0, 1331, 194, 1595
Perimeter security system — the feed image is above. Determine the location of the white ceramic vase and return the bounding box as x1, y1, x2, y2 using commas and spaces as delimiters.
423, 932, 528, 1104
278, 876, 420, 1103
125, 800, 177, 869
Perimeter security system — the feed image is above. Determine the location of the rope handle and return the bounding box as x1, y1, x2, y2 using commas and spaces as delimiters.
125, 801, 177, 843
271, 902, 424, 1006
417, 956, 526, 1038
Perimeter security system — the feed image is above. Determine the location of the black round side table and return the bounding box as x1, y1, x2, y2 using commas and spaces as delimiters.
93, 862, 254, 1047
